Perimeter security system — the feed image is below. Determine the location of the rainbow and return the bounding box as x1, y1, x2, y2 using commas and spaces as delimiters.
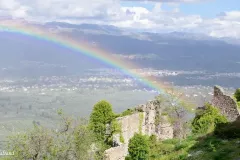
0, 20, 177, 96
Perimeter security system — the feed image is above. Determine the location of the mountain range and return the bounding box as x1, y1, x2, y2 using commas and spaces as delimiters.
0, 21, 240, 87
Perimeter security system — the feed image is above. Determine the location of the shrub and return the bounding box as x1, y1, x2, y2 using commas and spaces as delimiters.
74, 124, 96, 159
89, 100, 114, 141
234, 88, 240, 102
215, 117, 240, 139
127, 133, 150, 160
148, 135, 175, 159
191, 103, 228, 135
121, 108, 134, 117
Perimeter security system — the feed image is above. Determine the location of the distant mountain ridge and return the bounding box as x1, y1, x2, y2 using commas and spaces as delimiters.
43, 21, 240, 45
0, 20, 240, 88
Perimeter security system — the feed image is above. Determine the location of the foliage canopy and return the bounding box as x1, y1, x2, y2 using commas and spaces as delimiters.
126, 133, 150, 160
89, 100, 114, 141
191, 103, 228, 135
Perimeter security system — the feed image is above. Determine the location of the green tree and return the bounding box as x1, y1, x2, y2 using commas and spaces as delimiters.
89, 100, 114, 141
126, 133, 150, 160
192, 103, 228, 135
74, 121, 97, 160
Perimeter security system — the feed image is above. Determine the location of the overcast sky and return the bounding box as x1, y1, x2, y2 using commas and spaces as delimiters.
0, 0, 239, 38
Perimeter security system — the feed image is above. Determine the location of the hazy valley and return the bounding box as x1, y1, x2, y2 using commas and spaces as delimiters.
0, 22, 240, 150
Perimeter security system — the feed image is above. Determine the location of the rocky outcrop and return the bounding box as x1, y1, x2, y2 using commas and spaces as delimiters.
104, 101, 173, 160
211, 86, 240, 122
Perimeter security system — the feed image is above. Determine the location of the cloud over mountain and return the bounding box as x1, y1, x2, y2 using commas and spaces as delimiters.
0, 0, 239, 38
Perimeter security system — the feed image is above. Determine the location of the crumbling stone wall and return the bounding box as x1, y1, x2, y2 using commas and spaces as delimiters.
137, 101, 173, 140
104, 145, 127, 160
104, 101, 173, 160
104, 113, 141, 160
119, 113, 142, 145
211, 86, 240, 122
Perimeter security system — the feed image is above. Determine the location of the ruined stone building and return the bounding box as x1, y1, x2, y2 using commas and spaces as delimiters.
211, 86, 240, 122
104, 101, 174, 160
104, 86, 240, 160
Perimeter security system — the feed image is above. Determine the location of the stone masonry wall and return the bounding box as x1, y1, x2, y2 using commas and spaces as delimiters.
104, 145, 127, 160
138, 101, 173, 140
211, 86, 240, 122
104, 101, 173, 160
104, 113, 142, 160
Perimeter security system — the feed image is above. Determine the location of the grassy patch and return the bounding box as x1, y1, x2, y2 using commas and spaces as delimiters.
148, 135, 197, 160
188, 136, 240, 160
214, 117, 240, 139
148, 133, 240, 160
120, 134, 125, 143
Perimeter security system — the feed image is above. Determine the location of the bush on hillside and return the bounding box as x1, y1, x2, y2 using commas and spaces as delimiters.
148, 135, 175, 159
233, 88, 240, 108
89, 100, 115, 141
234, 88, 240, 102
214, 117, 240, 139
126, 133, 150, 160
191, 103, 228, 135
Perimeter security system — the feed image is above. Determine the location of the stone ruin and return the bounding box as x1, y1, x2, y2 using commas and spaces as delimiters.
211, 86, 240, 122
104, 101, 173, 160
104, 86, 240, 160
